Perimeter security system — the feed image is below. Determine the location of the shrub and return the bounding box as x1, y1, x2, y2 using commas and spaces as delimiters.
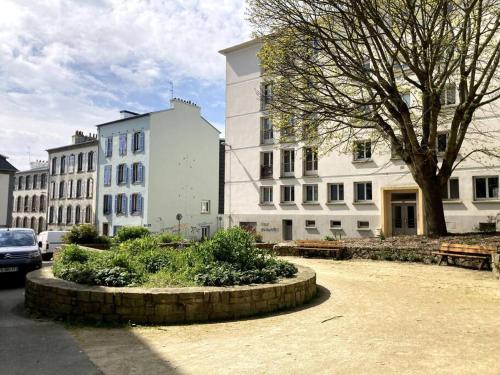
253, 232, 264, 243
62, 224, 109, 245
116, 236, 160, 256
156, 231, 183, 243
114, 226, 150, 243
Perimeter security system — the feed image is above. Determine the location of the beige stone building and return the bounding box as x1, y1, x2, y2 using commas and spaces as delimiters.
11, 161, 49, 233
47, 131, 98, 230
0, 154, 17, 228
220, 39, 500, 242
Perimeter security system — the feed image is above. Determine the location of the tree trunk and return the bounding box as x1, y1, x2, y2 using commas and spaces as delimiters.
419, 179, 448, 237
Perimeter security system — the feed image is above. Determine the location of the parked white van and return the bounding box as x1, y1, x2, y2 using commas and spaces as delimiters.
37, 231, 68, 261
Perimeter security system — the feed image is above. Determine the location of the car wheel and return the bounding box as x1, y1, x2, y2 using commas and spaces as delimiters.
42, 254, 52, 261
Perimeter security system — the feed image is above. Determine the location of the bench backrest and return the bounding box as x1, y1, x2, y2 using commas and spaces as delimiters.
440, 242, 497, 254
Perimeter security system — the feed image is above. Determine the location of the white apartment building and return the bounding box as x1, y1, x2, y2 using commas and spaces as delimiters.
220, 39, 500, 242
47, 131, 98, 230
11, 161, 49, 233
0, 154, 17, 228
96, 98, 220, 239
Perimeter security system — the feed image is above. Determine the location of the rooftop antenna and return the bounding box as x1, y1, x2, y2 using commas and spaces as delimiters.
27, 146, 31, 164
168, 80, 174, 100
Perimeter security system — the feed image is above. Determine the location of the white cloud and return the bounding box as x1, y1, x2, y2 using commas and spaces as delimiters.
0, 0, 250, 170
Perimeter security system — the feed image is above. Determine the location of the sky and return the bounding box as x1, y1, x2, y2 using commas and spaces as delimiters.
0, 0, 251, 171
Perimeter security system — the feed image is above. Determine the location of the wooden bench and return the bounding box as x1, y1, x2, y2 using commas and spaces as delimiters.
295, 240, 344, 259
433, 243, 498, 270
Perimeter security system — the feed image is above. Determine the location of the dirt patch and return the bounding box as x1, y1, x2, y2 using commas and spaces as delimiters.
70, 258, 500, 375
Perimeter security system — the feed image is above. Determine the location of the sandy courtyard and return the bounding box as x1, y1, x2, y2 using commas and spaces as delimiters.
70, 258, 500, 375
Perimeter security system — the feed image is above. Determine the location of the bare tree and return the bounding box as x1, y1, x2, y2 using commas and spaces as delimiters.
248, 0, 500, 236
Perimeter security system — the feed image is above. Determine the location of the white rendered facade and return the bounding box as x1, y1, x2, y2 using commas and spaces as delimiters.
12, 161, 49, 233
47, 132, 98, 230
220, 40, 500, 242
96, 99, 220, 239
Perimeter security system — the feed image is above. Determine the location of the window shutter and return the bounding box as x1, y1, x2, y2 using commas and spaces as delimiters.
116, 166, 120, 185
138, 163, 144, 182
119, 135, 123, 155
125, 165, 129, 184
82, 180, 86, 198
139, 132, 145, 152
129, 195, 133, 214
122, 194, 128, 215
115, 195, 119, 214
138, 193, 143, 214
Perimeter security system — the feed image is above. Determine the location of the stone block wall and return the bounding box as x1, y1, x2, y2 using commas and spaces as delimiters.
25, 266, 317, 325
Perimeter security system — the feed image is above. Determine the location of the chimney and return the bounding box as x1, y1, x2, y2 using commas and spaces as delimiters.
120, 110, 139, 119
72, 130, 97, 144
170, 98, 201, 113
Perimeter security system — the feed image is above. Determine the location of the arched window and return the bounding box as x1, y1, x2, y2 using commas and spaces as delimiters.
39, 196, 46, 213
41, 174, 47, 189
38, 217, 44, 233
85, 206, 92, 224
24, 196, 29, 212
22, 217, 28, 228
57, 206, 63, 224
76, 180, 82, 198
30, 217, 36, 230
15, 217, 20, 227
31, 195, 37, 212
33, 175, 38, 189
69, 154, 75, 173
59, 181, 65, 198
49, 206, 55, 224
87, 152, 94, 171
75, 206, 81, 225
77, 153, 84, 172
50, 182, 56, 199
60, 155, 66, 174
66, 206, 72, 225
16, 197, 21, 212
51, 157, 57, 175
18, 176, 23, 190
86, 178, 93, 198
25, 175, 31, 190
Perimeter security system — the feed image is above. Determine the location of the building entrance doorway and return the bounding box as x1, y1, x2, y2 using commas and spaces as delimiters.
283, 220, 293, 241
391, 193, 417, 235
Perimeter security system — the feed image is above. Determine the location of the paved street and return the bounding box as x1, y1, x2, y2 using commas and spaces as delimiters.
0, 264, 101, 375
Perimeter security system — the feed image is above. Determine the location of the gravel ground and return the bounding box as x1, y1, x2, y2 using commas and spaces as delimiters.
69, 258, 500, 375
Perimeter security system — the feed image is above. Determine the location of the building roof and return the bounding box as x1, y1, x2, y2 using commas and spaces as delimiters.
0, 155, 17, 173
16, 166, 49, 175
218, 38, 261, 55
95, 113, 150, 127
46, 139, 98, 154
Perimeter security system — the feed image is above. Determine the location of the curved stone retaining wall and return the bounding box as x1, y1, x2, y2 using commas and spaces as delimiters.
25, 266, 316, 324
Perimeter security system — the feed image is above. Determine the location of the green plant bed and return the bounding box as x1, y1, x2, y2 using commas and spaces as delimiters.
53, 227, 298, 288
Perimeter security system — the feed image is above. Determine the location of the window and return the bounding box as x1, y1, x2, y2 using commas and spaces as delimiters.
85, 206, 92, 223
437, 133, 448, 154
15, 197, 21, 212
50, 182, 56, 199
260, 186, 273, 204
281, 185, 295, 203
39, 196, 45, 212
69, 154, 75, 173
103, 194, 113, 215
66, 206, 72, 224
402, 92, 411, 107
201, 200, 210, 214
59, 181, 65, 198
260, 151, 273, 179
33, 175, 38, 189
357, 221, 370, 229
130, 193, 143, 215
49, 206, 55, 224
31, 196, 37, 212
40, 174, 47, 189
132, 162, 143, 183
304, 148, 318, 175
474, 176, 499, 200
18, 176, 23, 190
355, 182, 373, 202
354, 141, 372, 161
261, 82, 272, 109
57, 206, 63, 224
24, 196, 29, 212
117, 164, 127, 185
132, 131, 144, 153
105, 136, 113, 157
261, 117, 273, 144
87, 152, 94, 171
75, 206, 81, 224
281, 149, 295, 177
328, 183, 344, 202
25, 175, 31, 190
104, 165, 112, 186
86, 178, 93, 198
440, 84, 456, 106
102, 223, 109, 236
442, 178, 460, 200
76, 180, 82, 198
201, 226, 210, 240
68, 180, 73, 199
116, 194, 127, 215
51, 157, 57, 175
305, 220, 316, 229
119, 134, 127, 156
330, 220, 342, 229
303, 184, 319, 203
77, 153, 84, 172
60, 156, 66, 174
